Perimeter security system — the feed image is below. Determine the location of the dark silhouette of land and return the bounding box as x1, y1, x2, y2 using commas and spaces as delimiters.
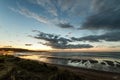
0, 48, 48, 52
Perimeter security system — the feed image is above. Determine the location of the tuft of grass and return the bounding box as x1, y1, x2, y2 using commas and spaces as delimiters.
49, 70, 84, 80
0, 56, 5, 63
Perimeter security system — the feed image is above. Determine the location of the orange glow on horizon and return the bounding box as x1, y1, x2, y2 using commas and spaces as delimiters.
0, 45, 120, 52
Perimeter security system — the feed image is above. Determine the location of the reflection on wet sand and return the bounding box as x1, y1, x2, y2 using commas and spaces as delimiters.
19, 55, 50, 63
18, 54, 120, 73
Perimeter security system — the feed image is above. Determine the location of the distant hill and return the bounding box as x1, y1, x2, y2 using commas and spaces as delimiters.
0, 48, 47, 52
0, 48, 31, 52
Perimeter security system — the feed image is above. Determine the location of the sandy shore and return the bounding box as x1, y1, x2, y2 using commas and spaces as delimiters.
44, 62, 120, 80
20, 56, 120, 80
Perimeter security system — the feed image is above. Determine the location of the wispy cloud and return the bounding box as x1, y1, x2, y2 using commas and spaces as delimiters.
68, 0, 92, 16
57, 0, 74, 12
10, 0, 120, 31
28, 0, 93, 28
29, 0, 58, 17
10, 7, 49, 24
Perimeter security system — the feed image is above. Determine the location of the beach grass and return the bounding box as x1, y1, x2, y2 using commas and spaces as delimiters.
0, 55, 120, 80
0, 55, 84, 80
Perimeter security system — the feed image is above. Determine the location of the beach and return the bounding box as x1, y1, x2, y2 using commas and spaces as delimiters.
0, 55, 120, 80
18, 52, 120, 73
48, 63, 120, 80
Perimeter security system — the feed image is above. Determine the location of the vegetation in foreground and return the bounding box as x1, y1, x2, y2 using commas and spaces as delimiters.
0, 55, 85, 80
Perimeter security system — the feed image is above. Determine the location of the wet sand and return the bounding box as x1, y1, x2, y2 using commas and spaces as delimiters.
45, 63, 120, 80
20, 55, 120, 80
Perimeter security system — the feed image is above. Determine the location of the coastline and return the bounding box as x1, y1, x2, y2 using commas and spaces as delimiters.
46, 63, 120, 80
0, 55, 120, 80
17, 56, 120, 80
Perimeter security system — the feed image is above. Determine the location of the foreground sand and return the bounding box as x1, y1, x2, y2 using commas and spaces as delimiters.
0, 55, 120, 80
48, 63, 120, 80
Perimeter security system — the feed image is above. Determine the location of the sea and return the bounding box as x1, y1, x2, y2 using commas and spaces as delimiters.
14, 52, 120, 73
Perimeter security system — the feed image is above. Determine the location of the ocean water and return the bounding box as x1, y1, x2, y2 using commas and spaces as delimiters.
15, 52, 120, 73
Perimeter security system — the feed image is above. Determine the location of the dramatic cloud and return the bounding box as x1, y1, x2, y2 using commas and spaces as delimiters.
13, 0, 120, 30
10, 0, 94, 29
57, 23, 74, 29
33, 31, 93, 49
27, 0, 93, 28
81, 0, 120, 30
10, 7, 49, 24
72, 31, 120, 42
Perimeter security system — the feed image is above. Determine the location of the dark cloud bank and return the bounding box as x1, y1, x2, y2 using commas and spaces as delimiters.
81, 0, 120, 30
54, 0, 120, 30
73, 0, 120, 44
33, 31, 93, 49
55, 0, 120, 31
32, 31, 120, 49
71, 31, 120, 42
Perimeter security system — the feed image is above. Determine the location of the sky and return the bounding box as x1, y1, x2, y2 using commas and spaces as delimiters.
0, 0, 120, 52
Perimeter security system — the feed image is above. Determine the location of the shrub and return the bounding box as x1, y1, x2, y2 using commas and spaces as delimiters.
17, 59, 52, 73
